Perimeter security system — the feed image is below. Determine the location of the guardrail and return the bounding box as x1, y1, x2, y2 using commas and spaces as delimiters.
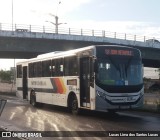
0, 23, 160, 44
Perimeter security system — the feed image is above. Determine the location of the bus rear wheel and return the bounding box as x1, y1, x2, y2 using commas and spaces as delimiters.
69, 95, 79, 115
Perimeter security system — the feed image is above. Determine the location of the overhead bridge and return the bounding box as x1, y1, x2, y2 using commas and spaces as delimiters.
0, 23, 160, 68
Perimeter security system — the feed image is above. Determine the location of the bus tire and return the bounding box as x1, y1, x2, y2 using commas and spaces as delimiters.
68, 94, 79, 115
30, 91, 37, 107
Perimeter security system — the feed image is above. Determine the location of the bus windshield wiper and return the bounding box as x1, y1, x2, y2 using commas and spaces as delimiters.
108, 56, 122, 78
125, 57, 133, 78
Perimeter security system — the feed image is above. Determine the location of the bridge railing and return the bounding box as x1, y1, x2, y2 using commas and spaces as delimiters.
0, 23, 160, 45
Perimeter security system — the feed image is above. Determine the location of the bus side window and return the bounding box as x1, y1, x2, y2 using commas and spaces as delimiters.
60, 65, 64, 73
17, 65, 22, 78
64, 57, 69, 76
53, 58, 64, 76
33, 62, 36, 77
36, 62, 42, 77
58, 58, 63, 76
64, 56, 78, 76
29, 63, 33, 78
42, 60, 52, 77
52, 60, 56, 77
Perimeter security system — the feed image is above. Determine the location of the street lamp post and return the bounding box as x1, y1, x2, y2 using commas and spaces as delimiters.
12, 0, 14, 31
46, 1, 66, 34
55, 15, 58, 34
46, 14, 66, 34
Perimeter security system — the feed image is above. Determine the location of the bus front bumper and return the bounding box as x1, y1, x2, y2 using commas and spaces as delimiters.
95, 94, 144, 111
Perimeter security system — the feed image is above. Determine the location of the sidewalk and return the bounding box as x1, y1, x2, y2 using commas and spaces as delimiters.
0, 83, 16, 96
142, 92, 160, 113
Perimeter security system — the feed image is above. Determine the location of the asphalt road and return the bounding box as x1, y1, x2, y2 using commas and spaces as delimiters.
0, 95, 160, 140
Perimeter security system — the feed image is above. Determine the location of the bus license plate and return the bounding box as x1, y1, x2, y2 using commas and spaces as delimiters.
121, 106, 130, 109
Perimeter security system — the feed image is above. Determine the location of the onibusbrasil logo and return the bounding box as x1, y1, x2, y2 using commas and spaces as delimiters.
0, 99, 7, 116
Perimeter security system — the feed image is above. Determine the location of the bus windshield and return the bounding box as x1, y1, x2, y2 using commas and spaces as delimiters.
97, 56, 143, 86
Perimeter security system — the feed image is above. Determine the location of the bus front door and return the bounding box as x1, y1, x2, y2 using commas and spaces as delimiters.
22, 66, 28, 99
80, 57, 91, 108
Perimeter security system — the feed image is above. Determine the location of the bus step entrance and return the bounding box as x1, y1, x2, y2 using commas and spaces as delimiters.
82, 102, 90, 108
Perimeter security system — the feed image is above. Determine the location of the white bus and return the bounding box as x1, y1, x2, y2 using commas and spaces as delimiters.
16, 45, 144, 114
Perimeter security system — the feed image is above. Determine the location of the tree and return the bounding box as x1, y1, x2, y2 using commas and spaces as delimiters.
0, 70, 12, 82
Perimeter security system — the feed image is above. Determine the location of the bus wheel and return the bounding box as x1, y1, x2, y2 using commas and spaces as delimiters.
30, 92, 37, 107
69, 96, 79, 115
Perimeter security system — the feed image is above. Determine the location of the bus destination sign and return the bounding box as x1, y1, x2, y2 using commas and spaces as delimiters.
105, 49, 133, 56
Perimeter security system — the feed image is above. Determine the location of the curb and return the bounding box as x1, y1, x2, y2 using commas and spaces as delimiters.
0, 92, 16, 96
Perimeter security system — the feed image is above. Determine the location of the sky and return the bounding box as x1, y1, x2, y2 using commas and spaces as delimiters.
0, 0, 159, 78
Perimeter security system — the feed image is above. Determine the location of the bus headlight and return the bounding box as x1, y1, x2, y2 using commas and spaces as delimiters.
96, 90, 106, 99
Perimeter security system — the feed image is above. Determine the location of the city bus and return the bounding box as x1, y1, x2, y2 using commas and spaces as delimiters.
16, 45, 144, 114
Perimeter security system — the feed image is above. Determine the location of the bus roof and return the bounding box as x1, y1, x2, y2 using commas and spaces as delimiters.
16, 45, 95, 65
16, 45, 140, 65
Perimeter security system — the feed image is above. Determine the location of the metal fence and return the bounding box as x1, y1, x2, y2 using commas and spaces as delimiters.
0, 23, 160, 43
